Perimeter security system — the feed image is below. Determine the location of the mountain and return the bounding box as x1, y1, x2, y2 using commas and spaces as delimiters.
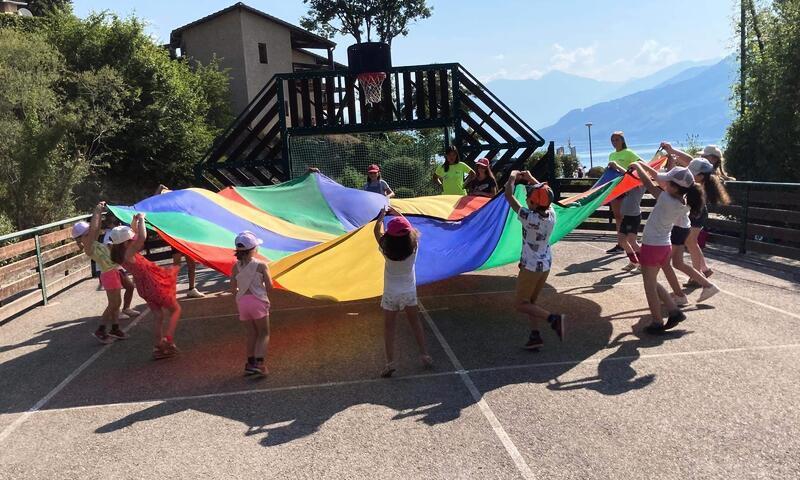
539, 57, 736, 146
486, 59, 720, 128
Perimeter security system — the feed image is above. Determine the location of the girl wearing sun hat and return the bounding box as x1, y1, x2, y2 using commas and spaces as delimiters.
230, 231, 272, 376
363, 164, 395, 197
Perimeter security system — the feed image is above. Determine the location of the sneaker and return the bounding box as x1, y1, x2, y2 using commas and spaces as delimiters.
670, 294, 689, 307
254, 362, 269, 376
622, 262, 638, 271
120, 308, 139, 318
697, 284, 720, 303
108, 328, 129, 340
606, 244, 625, 254
244, 362, 260, 376
152, 340, 178, 360
683, 279, 702, 289
633, 264, 642, 274
186, 288, 205, 298
548, 314, 566, 341
663, 311, 687, 330
93, 330, 115, 344
645, 323, 667, 335
524, 330, 544, 350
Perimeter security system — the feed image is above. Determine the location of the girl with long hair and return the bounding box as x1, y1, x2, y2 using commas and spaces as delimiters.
434, 145, 475, 195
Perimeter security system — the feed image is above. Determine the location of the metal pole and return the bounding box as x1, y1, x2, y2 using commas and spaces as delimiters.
34, 234, 48, 305
740, 1, 746, 116
585, 122, 594, 169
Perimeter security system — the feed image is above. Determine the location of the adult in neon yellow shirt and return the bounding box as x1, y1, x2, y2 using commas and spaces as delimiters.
434, 146, 475, 195
606, 131, 641, 253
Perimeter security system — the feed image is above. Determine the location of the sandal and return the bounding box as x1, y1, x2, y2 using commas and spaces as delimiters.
420, 355, 434, 369
380, 363, 396, 378
703, 269, 714, 278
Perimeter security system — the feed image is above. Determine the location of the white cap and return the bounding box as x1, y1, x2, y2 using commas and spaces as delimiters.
234, 231, 263, 250
71, 221, 90, 239
109, 226, 135, 244
656, 167, 695, 188
688, 158, 715, 176
700, 145, 723, 159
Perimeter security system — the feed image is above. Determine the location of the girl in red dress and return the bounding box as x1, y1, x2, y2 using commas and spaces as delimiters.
109, 213, 182, 359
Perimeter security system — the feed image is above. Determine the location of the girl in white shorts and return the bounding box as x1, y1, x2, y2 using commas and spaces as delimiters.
373, 208, 433, 378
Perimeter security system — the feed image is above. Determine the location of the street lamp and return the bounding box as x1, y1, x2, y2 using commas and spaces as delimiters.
585, 122, 594, 169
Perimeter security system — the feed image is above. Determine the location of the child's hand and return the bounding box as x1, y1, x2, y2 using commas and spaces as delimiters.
386, 206, 400, 216
134, 212, 146, 220
659, 141, 673, 152
94, 201, 106, 213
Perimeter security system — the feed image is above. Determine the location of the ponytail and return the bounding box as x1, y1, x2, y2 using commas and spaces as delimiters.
110, 243, 127, 265
684, 184, 706, 218
701, 173, 730, 206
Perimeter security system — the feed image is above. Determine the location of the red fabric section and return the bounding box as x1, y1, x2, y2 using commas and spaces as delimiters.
447, 195, 491, 220
217, 187, 255, 208
602, 155, 669, 205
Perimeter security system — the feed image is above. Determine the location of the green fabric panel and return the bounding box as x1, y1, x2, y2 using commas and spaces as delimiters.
106, 208, 292, 260
478, 180, 620, 270
233, 174, 347, 235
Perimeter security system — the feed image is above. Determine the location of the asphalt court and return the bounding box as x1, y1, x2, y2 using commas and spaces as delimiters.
1, 235, 799, 479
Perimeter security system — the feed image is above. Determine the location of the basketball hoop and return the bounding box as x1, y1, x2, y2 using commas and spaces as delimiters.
357, 72, 386, 105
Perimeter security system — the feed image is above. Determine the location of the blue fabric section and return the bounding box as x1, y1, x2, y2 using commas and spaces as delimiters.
128, 190, 320, 252
316, 174, 389, 230
591, 168, 622, 189
386, 194, 510, 285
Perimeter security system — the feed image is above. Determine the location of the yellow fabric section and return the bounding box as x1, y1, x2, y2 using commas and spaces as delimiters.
390, 195, 463, 218
269, 221, 385, 302
189, 188, 335, 243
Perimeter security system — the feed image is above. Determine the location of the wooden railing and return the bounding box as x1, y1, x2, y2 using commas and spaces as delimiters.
1, 217, 174, 322
556, 178, 800, 260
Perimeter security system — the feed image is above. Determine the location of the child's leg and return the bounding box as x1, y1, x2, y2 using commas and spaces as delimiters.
121, 272, 135, 311
641, 266, 666, 325
382, 309, 399, 366
661, 261, 684, 297
161, 301, 182, 341
244, 320, 258, 358
104, 288, 122, 328
253, 315, 270, 359
671, 247, 712, 287
402, 305, 430, 359
627, 232, 641, 253
187, 257, 197, 291
686, 228, 709, 273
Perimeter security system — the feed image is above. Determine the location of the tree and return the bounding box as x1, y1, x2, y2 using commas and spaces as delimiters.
301, 0, 432, 45
725, 0, 800, 182
26, 0, 72, 16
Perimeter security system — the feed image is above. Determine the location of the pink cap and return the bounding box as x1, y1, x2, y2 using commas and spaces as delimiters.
386, 216, 413, 237
476, 158, 490, 168
367, 164, 380, 173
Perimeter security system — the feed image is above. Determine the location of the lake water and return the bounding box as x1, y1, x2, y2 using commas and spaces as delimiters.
566, 138, 723, 170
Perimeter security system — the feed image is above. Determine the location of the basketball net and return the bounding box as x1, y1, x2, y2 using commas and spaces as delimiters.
357, 72, 386, 105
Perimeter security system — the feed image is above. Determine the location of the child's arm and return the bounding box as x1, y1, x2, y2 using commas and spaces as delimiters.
631, 162, 661, 198
504, 170, 523, 213
83, 201, 106, 256
373, 207, 386, 243
230, 263, 239, 295
607, 161, 626, 175
384, 183, 395, 199
125, 213, 147, 262
660, 141, 692, 166
260, 263, 274, 292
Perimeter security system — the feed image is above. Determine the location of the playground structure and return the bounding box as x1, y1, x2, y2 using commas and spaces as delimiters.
195, 47, 546, 190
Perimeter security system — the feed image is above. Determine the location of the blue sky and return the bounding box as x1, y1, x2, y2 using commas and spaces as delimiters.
72, 0, 736, 82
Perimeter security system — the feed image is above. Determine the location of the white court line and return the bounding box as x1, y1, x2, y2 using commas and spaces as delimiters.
0, 308, 150, 445
418, 301, 536, 480
18, 341, 800, 417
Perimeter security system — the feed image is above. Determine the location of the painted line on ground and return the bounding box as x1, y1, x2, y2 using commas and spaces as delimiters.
18, 342, 800, 417
0, 308, 150, 445
418, 301, 536, 480
717, 288, 800, 320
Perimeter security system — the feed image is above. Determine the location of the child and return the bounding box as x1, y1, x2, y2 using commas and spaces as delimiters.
373, 207, 432, 378
466, 157, 498, 197
629, 162, 714, 334
101, 212, 139, 319
109, 213, 182, 359
230, 231, 272, 376
364, 164, 395, 197
684, 158, 730, 286
71, 202, 131, 344
434, 145, 475, 195
503, 170, 565, 349
608, 161, 644, 271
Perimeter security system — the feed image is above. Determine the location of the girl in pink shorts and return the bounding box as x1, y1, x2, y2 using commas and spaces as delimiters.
230, 231, 272, 376
630, 162, 707, 334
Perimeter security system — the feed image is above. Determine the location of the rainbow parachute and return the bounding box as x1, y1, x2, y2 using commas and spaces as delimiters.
108, 155, 665, 302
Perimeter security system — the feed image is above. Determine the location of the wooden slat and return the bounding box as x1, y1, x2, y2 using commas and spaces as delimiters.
381, 73, 393, 122
403, 72, 413, 120
41, 242, 81, 264
324, 76, 335, 125
0, 238, 36, 262
427, 70, 437, 118
227, 102, 280, 162
457, 73, 537, 142
460, 108, 497, 144
287, 79, 299, 128
0, 255, 37, 283
0, 289, 42, 320
0, 272, 39, 298
439, 68, 450, 117
300, 80, 312, 127
747, 223, 800, 243
415, 71, 427, 120
458, 94, 517, 143
39, 228, 73, 247
44, 264, 91, 296
707, 233, 740, 249
746, 240, 800, 260
345, 76, 356, 124
43, 254, 89, 282
312, 77, 323, 125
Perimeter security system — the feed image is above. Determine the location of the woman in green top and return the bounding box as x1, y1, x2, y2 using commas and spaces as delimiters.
434, 146, 475, 195
606, 131, 642, 253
